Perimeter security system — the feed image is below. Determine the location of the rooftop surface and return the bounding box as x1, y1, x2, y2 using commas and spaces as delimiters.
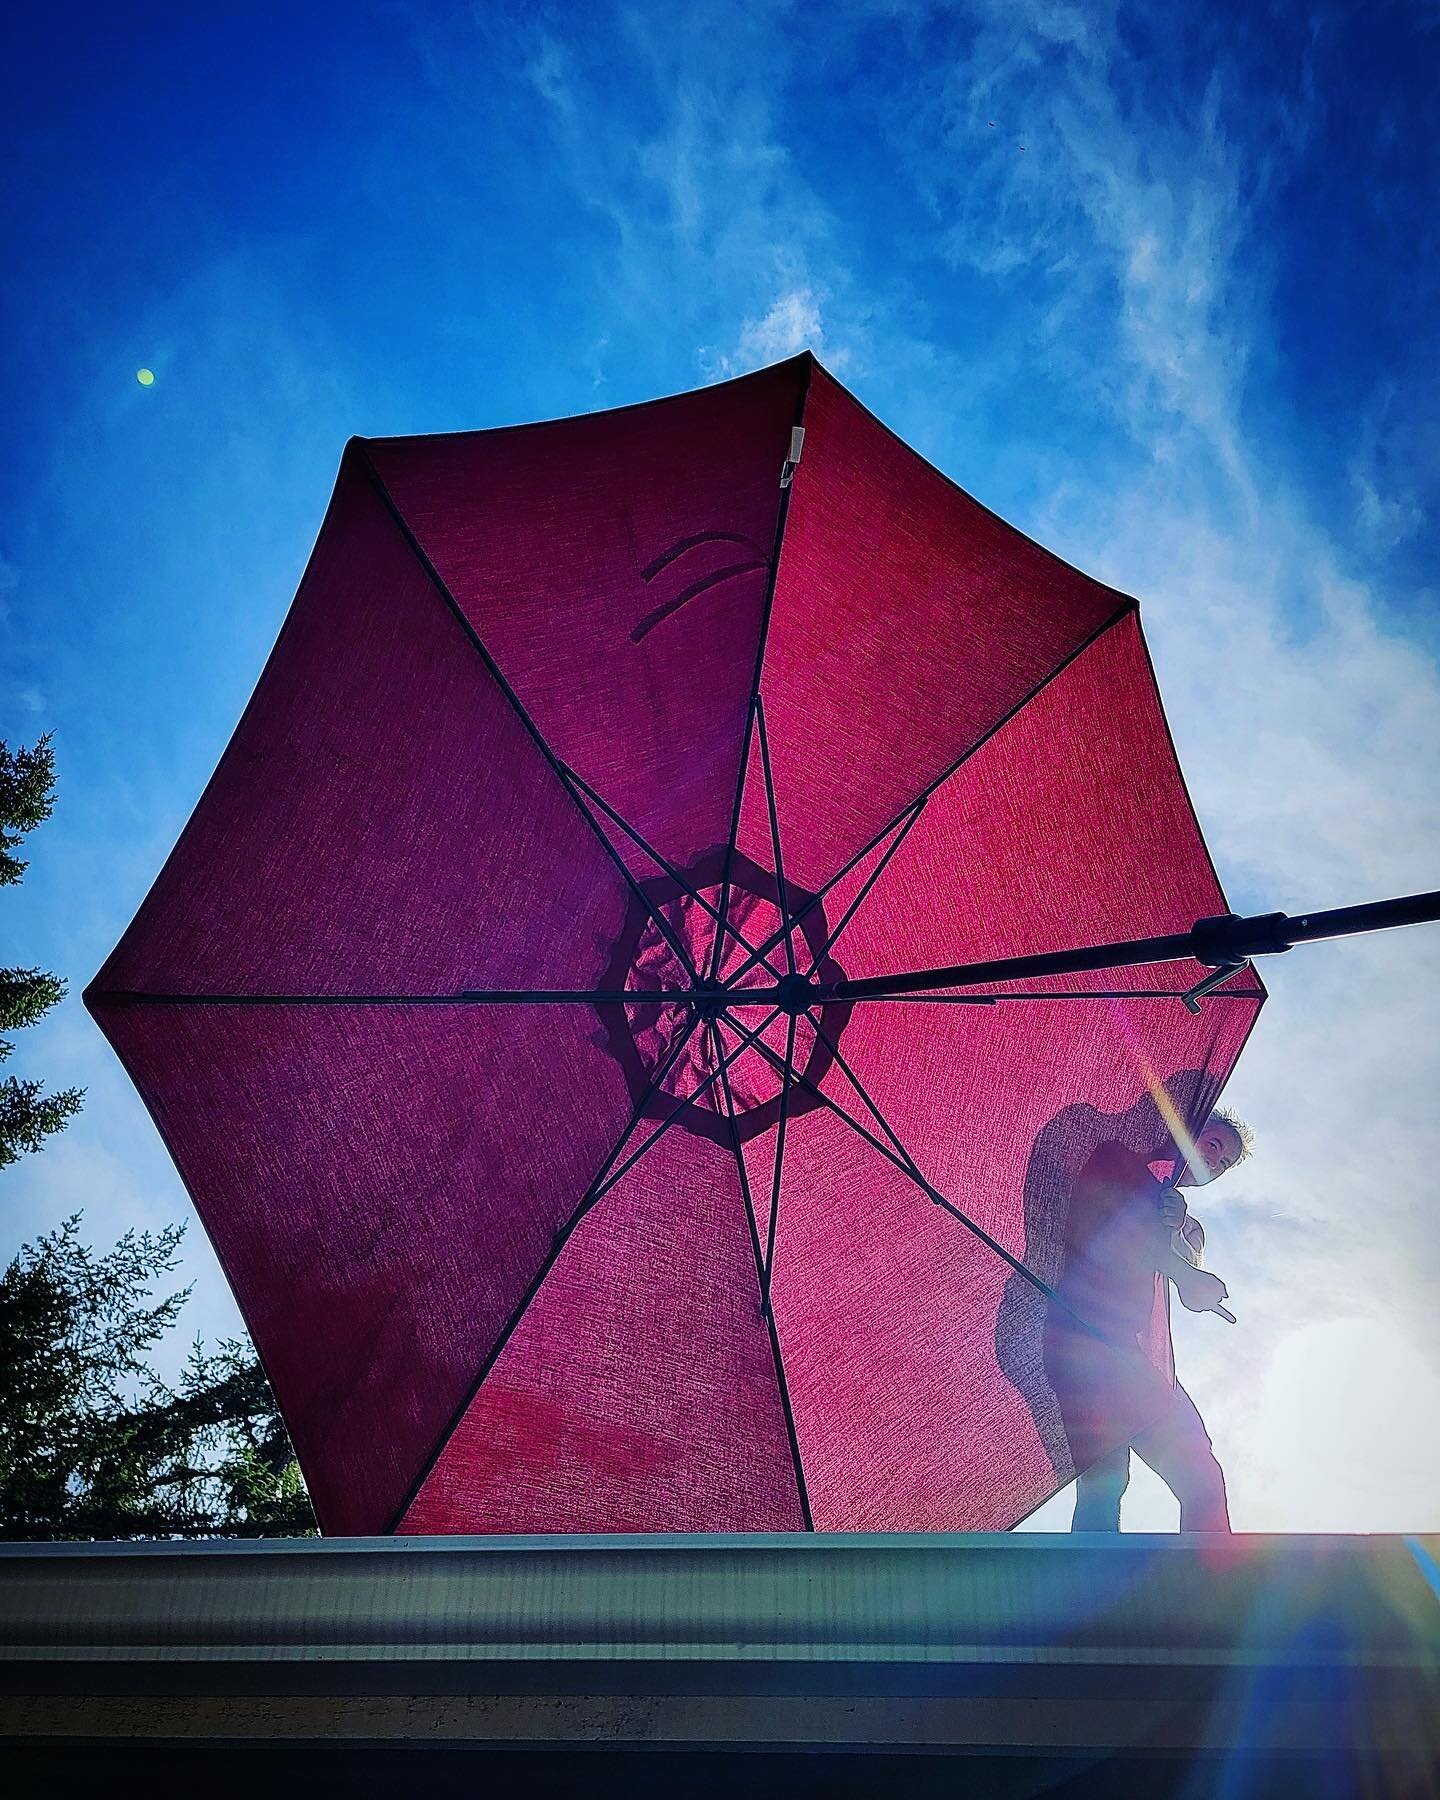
3, 1532, 1436, 1795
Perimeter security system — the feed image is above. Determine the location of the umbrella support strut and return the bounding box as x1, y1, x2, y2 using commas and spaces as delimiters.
1181, 959, 1248, 1014
803, 888, 1440, 1003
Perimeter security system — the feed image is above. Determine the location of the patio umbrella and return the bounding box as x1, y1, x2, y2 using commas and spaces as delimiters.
88, 354, 1407, 1535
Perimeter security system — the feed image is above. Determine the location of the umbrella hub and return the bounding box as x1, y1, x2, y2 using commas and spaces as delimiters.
599, 850, 854, 1147
774, 971, 820, 1016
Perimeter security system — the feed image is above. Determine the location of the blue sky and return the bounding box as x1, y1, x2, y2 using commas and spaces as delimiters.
3, 0, 1438, 1530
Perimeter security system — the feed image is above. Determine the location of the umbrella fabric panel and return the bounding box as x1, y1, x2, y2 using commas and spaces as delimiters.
91, 461, 633, 1001
90, 1000, 638, 1537
811, 609, 1256, 997
752, 364, 1133, 896
398, 1124, 805, 1533
764, 1107, 1172, 1530
364, 357, 808, 897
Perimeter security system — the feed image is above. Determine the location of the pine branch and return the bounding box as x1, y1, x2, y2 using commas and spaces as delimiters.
0, 735, 56, 887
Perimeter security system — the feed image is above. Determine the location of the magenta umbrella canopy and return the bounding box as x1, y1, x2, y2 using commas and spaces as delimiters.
87, 356, 1262, 1535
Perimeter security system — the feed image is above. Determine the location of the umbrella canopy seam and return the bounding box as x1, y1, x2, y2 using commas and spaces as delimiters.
754, 695, 797, 977
712, 1020, 814, 1530
353, 442, 703, 991
708, 360, 814, 981
719, 599, 1139, 990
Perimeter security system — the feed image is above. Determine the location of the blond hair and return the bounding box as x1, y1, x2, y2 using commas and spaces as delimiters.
1210, 1104, 1254, 1163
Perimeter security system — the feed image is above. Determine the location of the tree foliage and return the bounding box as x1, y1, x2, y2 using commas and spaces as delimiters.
1, 735, 84, 1170
0, 732, 56, 887
0, 1215, 315, 1538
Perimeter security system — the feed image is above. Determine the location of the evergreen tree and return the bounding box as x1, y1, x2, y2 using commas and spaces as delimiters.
0, 732, 57, 886
1, 735, 82, 1171
0, 1215, 315, 1538
0, 732, 311, 1536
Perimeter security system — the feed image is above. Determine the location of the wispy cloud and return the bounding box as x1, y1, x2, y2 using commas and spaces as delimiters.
703, 283, 851, 377
500, 12, 881, 381
1349, 382, 1427, 551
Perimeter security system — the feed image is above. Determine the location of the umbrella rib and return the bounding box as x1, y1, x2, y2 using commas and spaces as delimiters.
803, 795, 928, 977
804, 1011, 931, 1168
560, 760, 785, 980
758, 1010, 799, 1307
798, 1013, 1120, 1338
724, 803, 921, 991
843, 988, 1265, 1003
727, 1008, 1086, 1322
709, 362, 813, 982
356, 446, 701, 987
709, 1020, 814, 1531
381, 1010, 705, 1532
753, 695, 795, 975
87, 989, 708, 1007
585, 1005, 787, 1210
722, 600, 1138, 986
708, 697, 756, 984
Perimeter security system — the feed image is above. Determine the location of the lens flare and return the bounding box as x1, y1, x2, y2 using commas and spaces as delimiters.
1105, 997, 1205, 1179
136, 368, 155, 387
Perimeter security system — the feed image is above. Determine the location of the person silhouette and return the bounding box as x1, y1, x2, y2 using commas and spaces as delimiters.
996, 1080, 1251, 1532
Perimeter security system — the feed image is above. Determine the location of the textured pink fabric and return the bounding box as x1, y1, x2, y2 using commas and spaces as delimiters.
365, 359, 805, 893
88, 353, 1263, 1535
94, 1000, 635, 1535
400, 1125, 804, 1532
756, 367, 1132, 894
818, 612, 1244, 994
93, 463, 631, 999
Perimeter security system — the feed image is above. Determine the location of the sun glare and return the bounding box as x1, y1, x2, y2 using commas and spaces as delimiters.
1236, 1316, 1440, 1530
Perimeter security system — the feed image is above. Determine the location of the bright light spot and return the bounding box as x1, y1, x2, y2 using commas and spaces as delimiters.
136, 368, 155, 387
1017, 1314, 1440, 1534
1235, 1316, 1440, 1530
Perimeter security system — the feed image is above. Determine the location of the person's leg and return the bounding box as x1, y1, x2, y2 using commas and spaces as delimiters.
1071, 1443, 1131, 1531
1131, 1384, 1231, 1532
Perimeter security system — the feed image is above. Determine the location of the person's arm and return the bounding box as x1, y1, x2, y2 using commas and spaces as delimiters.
1076, 1142, 1235, 1321
1163, 1218, 1234, 1322
1167, 1254, 1235, 1322
1156, 1190, 1233, 1319
1159, 1187, 1208, 1263
1173, 1212, 1205, 1269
